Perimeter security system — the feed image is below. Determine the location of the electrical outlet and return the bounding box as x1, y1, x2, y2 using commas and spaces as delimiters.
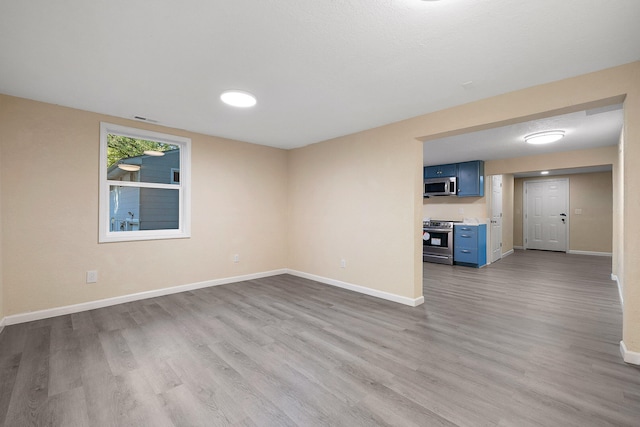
233, 254, 240, 263
340, 259, 346, 268
86, 270, 98, 284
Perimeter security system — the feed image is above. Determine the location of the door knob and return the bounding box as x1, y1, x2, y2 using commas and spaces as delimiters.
560, 213, 567, 217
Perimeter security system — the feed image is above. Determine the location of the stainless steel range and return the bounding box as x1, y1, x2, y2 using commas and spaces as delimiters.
423, 220, 456, 265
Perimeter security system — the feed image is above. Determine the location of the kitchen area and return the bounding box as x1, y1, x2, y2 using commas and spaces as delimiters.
423, 160, 489, 268
421, 103, 625, 270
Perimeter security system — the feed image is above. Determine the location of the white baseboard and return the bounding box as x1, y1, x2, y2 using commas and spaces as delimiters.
620, 341, 640, 365
568, 250, 612, 257
4, 269, 287, 326
513, 248, 611, 257
487, 249, 514, 265
611, 274, 623, 307
286, 269, 424, 307
2, 268, 426, 326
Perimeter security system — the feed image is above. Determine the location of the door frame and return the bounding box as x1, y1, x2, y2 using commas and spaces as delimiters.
490, 175, 503, 263
523, 178, 570, 252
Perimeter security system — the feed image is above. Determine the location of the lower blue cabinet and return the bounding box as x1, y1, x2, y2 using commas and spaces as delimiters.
454, 224, 487, 267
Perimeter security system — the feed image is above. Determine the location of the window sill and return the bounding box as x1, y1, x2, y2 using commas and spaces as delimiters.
98, 230, 191, 243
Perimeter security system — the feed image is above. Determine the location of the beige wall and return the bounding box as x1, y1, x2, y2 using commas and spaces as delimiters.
0, 131, 3, 323
613, 130, 624, 290
513, 172, 613, 253
485, 145, 618, 176
423, 194, 488, 222
514, 178, 524, 248
287, 129, 424, 300
502, 174, 514, 254
570, 172, 613, 253
0, 95, 289, 316
622, 82, 639, 350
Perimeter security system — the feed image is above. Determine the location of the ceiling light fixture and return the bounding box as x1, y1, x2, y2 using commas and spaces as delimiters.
540, 171, 550, 175
143, 150, 165, 156
220, 90, 257, 108
117, 163, 141, 172
524, 130, 565, 145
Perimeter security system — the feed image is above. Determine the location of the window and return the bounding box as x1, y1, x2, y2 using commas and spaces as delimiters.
99, 122, 191, 243
170, 168, 180, 184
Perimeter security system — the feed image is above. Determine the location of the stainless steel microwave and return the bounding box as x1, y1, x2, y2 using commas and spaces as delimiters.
424, 176, 457, 197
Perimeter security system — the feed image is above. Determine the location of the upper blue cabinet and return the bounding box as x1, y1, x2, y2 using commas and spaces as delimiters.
423, 160, 484, 197
424, 163, 457, 179
457, 160, 484, 197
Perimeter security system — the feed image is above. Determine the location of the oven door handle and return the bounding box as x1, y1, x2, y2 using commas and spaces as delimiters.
424, 228, 453, 233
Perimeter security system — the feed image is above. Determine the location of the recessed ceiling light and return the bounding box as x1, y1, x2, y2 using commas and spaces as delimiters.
540, 171, 550, 175
524, 130, 565, 145
220, 90, 257, 108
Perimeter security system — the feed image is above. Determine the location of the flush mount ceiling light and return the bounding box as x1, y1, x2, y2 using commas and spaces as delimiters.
220, 90, 257, 108
117, 163, 141, 172
524, 130, 565, 145
540, 171, 550, 175
143, 150, 165, 156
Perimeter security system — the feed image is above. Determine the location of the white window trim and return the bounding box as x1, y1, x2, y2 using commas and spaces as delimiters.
99, 122, 191, 243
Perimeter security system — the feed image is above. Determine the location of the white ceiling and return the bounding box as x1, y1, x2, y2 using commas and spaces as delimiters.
423, 104, 624, 166
1, 1, 639, 149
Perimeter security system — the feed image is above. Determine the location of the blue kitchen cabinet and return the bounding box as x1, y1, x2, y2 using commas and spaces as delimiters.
424, 163, 457, 179
454, 224, 487, 267
457, 160, 484, 197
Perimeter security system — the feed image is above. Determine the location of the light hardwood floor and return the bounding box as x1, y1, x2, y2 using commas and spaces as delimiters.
1, 250, 639, 426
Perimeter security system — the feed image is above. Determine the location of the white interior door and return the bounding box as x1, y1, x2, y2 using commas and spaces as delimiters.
490, 175, 503, 263
524, 179, 569, 252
